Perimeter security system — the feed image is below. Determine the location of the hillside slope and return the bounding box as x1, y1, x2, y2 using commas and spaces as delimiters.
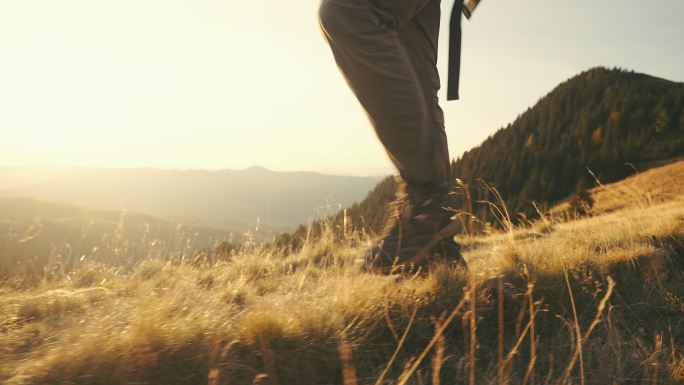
0, 198, 233, 281
552, 158, 684, 215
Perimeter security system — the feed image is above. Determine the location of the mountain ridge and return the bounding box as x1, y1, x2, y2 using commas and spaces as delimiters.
0, 166, 385, 233
451, 66, 684, 218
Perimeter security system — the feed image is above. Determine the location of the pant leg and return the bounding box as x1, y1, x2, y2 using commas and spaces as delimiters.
396, 0, 451, 184
318, 0, 443, 187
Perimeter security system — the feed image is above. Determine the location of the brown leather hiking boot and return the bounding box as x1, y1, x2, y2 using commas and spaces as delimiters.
365, 181, 461, 274
432, 237, 468, 270
364, 191, 412, 267
378, 195, 412, 247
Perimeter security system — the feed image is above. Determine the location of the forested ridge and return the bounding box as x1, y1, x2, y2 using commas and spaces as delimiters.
279, 67, 684, 243
451, 67, 684, 217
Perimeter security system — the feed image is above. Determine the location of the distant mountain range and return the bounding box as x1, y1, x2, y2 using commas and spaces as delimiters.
0, 166, 384, 233
0, 165, 96, 189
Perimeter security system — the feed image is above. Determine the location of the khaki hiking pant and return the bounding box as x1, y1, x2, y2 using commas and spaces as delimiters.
318, 0, 452, 188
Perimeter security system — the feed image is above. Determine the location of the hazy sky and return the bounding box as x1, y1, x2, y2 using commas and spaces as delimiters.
1, 0, 682, 175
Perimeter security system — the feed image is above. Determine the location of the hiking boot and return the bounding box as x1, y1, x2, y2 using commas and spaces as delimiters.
431, 237, 468, 270
364, 191, 413, 270
366, 181, 460, 274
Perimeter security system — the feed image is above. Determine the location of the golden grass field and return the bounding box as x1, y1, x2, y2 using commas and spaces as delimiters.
1, 161, 683, 385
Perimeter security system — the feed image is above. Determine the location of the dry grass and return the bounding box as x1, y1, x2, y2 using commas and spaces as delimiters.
1, 162, 683, 385
551, 159, 684, 216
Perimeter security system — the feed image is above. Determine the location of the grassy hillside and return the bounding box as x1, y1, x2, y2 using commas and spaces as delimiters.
0, 198, 235, 285
551, 158, 684, 216
1, 163, 683, 384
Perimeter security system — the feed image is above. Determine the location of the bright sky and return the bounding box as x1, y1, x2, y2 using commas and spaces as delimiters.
1, 0, 682, 176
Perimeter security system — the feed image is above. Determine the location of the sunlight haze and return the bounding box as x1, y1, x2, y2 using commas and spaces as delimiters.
1, 0, 682, 175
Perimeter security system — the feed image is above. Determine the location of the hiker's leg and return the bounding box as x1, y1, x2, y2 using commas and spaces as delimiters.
397, 0, 451, 184
398, 1, 467, 271
318, 0, 439, 186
